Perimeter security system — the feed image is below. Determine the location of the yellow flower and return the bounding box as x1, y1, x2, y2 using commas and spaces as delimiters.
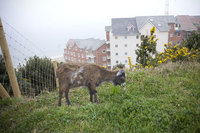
100, 65, 106, 68
164, 43, 167, 47
158, 60, 162, 64
150, 26, 156, 34
145, 46, 147, 49
192, 54, 196, 57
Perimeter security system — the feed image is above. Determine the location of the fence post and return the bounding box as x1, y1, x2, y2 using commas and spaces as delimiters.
0, 18, 21, 97
0, 83, 10, 98
53, 61, 59, 88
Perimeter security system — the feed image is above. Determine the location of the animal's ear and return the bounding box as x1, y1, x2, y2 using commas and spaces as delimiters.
116, 70, 125, 77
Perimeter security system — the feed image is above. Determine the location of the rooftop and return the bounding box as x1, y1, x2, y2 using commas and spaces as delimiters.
136, 15, 176, 32
67, 38, 106, 50
112, 17, 139, 36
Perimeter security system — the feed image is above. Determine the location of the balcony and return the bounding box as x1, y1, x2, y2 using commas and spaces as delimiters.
107, 63, 111, 66
86, 54, 95, 59
106, 55, 111, 59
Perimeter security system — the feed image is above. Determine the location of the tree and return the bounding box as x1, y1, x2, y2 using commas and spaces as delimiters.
135, 27, 158, 67
16, 56, 56, 96
0, 54, 11, 95
181, 31, 200, 50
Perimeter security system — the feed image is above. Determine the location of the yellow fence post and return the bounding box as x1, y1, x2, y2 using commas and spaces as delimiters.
53, 61, 59, 88
0, 18, 21, 97
0, 83, 10, 99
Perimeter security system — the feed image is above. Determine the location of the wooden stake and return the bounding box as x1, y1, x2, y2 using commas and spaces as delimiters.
0, 83, 10, 98
0, 18, 21, 97
53, 61, 59, 88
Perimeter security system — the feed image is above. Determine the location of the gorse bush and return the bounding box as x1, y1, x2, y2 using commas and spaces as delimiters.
157, 44, 200, 65
135, 26, 158, 67
128, 27, 200, 70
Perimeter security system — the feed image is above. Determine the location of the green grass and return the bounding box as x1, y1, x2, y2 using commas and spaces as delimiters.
1, 62, 200, 133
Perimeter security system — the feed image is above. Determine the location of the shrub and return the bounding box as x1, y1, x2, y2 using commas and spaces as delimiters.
112, 63, 125, 70
135, 26, 158, 67
181, 31, 200, 50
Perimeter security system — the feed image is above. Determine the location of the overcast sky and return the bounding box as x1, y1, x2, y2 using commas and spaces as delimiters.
0, 0, 200, 58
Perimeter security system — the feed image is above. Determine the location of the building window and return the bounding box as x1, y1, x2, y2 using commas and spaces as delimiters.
124, 36, 127, 39
136, 44, 139, 47
82, 54, 84, 58
116, 60, 119, 64
102, 49, 106, 53
103, 57, 107, 61
103, 63, 107, 66
91, 58, 94, 63
115, 36, 118, 39
170, 34, 173, 37
124, 44, 127, 47
136, 35, 139, 39
125, 52, 128, 55
125, 60, 128, 63
116, 53, 118, 56
78, 53, 80, 57
115, 44, 118, 48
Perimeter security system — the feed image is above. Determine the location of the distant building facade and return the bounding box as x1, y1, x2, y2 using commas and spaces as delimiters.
106, 16, 177, 68
64, 38, 110, 68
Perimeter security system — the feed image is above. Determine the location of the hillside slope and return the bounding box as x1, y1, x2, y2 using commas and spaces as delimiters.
0, 62, 200, 133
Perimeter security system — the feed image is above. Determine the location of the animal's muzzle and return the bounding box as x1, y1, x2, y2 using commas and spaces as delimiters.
122, 82, 126, 87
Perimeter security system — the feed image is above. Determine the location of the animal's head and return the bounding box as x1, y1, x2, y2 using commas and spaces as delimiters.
113, 70, 126, 87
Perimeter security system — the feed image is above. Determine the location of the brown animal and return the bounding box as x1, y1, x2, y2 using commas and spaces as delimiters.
56, 62, 126, 106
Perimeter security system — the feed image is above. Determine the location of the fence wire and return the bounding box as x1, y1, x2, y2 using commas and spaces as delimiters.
0, 20, 56, 97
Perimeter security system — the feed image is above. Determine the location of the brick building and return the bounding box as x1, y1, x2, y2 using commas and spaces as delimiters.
168, 15, 200, 45
64, 38, 111, 68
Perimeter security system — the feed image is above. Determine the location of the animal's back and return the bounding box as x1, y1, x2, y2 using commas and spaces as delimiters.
56, 62, 103, 78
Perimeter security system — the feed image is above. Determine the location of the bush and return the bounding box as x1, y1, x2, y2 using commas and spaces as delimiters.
157, 44, 200, 65
16, 56, 56, 96
112, 63, 125, 70
181, 31, 200, 50
0, 54, 11, 95
135, 26, 158, 67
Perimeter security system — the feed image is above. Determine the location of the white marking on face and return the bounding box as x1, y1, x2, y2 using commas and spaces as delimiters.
122, 82, 126, 87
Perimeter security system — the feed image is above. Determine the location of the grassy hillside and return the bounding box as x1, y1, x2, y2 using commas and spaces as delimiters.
0, 62, 200, 133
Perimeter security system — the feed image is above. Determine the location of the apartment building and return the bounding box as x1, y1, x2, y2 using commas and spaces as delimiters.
106, 16, 176, 68
64, 38, 110, 67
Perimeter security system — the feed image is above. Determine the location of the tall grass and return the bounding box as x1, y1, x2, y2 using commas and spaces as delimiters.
0, 62, 200, 133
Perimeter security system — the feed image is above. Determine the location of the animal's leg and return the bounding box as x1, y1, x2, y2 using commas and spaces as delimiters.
93, 90, 99, 103
65, 89, 71, 105
88, 88, 93, 103
89, 83, 98, 103
58, 89, 63, 106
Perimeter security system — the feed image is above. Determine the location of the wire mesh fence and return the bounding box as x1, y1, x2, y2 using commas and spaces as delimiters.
0, 20, 57, 98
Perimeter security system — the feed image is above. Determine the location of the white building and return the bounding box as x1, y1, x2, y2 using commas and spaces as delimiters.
105, 16, 176, 69
51, 55, 65, 63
